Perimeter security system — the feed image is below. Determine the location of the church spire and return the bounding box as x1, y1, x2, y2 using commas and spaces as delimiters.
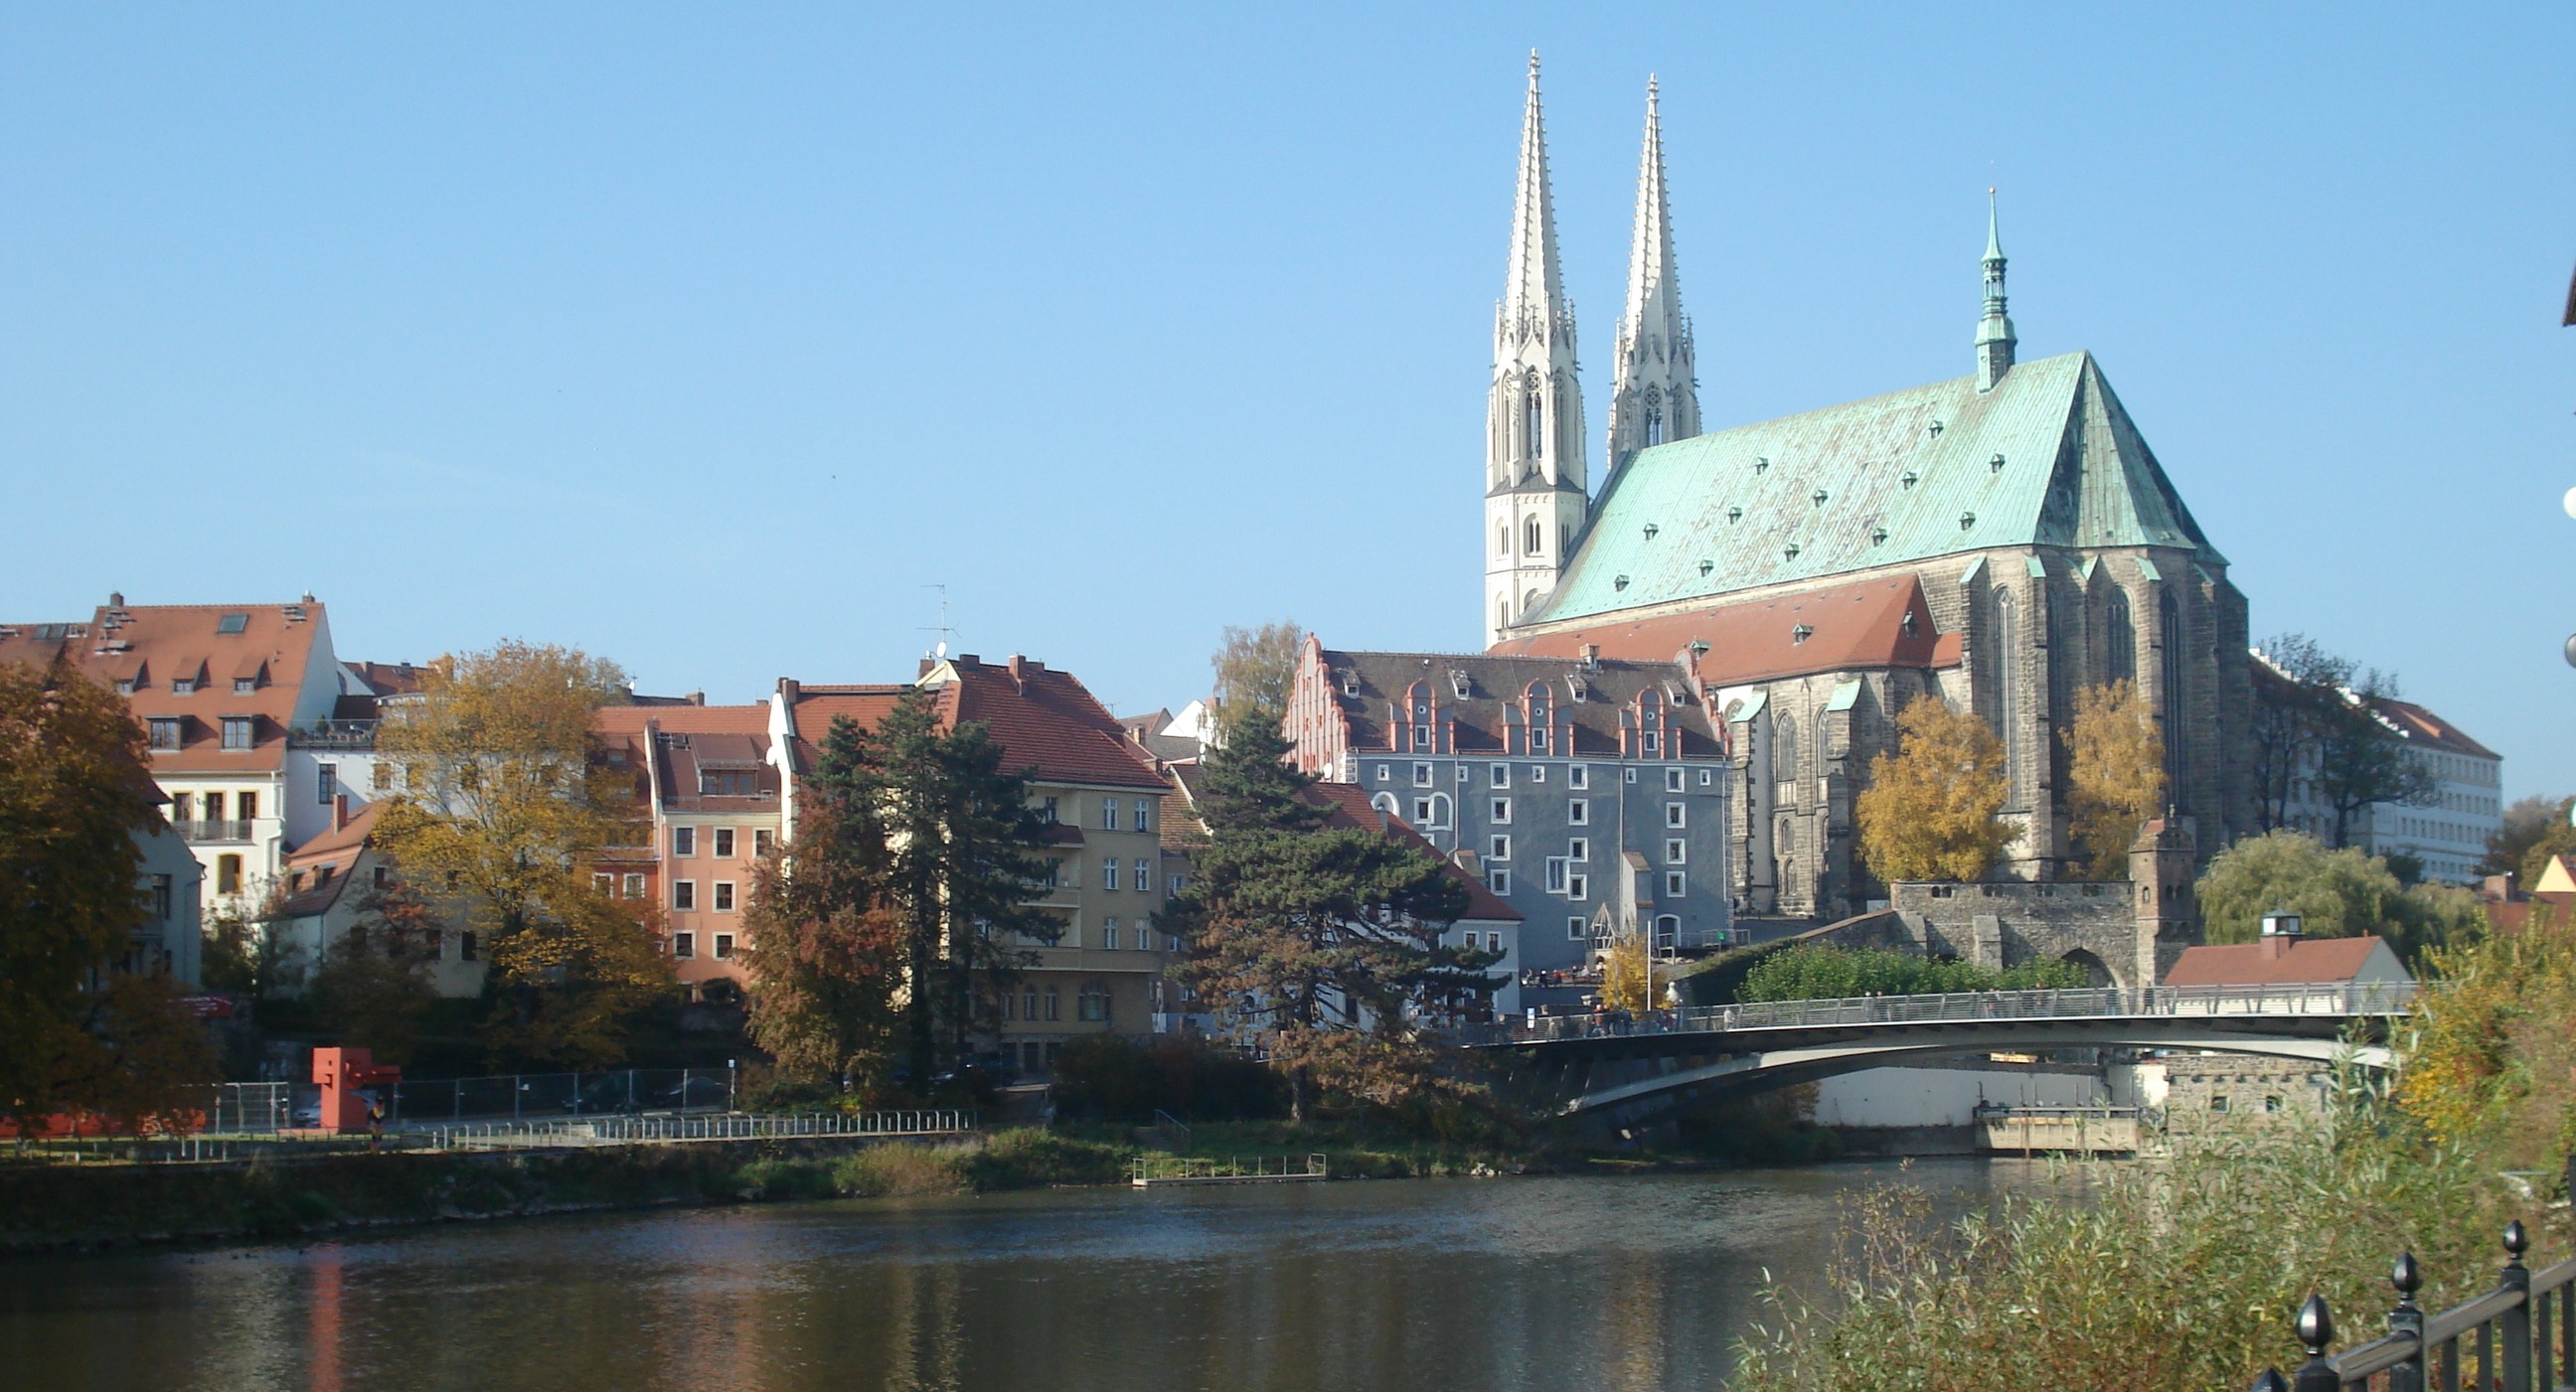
1976, 188, 2017, 391
1606, 75, 1698, 469
1485, 52, 1587, 649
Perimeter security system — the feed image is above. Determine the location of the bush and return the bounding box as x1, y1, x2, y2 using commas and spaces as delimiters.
1736, 946, 2088, 1003
1049, 1035, 1287, 1123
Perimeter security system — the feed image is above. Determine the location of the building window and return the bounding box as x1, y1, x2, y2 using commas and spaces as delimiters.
2210, 1095, 2229, 1114
114, 680, 135, 696
2263, 1095, 2283, 1114
1655, 915, 1679, 950
673, 932, 696, 960
713, 933, 735, 960
2106, 590, 2136, 685
218, 854, 242, 895
373, 762, 394, 791
674, 826, 696, 856
318, 763, 338, 804
1994, 586, 2020, 796
1491, 798, 1511, 824
149, 718, 182, 751
1699, 769, 1714, 787
172, 677, 196, 696
1625, 768, 1638, 783
1568, 916, 1588, 941
1545, 858, 1567, 893
1134, 857, 1151, 891
170, 792, 193, 823
714, 828, 735, 857
1566, 872, 1588, 900
1412, 797, 1435, 824
624, 872, 645, 899
151, 874, 173, 920
1104, 857, 1124, 891
1530, 765, 1545, 783
1040, 796, 1058, 823
1103, 917, 1122, 950
1567, 799, 1588, 826
673, 880, 697, 911
1665, 838, 1687, 864
1666, 803, 1687, 829
1376, 764, 1391, 783
1045, 988, 1061, 1021
460, 931, 479, 962
1170, 874, 1185, 896
1566, 837, 1588, 863
1525, 516, 1542, 555
1102, 799, 1120, 831
238, 792, 257, 822
593, 872, 614, 894
1666, 767, 1685, 793
753, 829, 775, 858
1491, 763, 1510, 788
1414, 763, 1434, 787
1134, 802, 1151, 833
714, 881, 735, 912
1568, 765, 1588, 790
1489, 835, 1510, 861
1666, 871, 1688, 898
1078, 982, 1112, 1023
221, 717, 253, 751
1775, 715, 1799, 783
1488, 867, 1511, 895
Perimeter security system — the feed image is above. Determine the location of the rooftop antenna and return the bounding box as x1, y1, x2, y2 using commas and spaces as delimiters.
920, 583, 957, 661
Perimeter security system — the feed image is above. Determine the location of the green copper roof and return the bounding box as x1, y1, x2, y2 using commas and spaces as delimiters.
1536, 351, 2222, 624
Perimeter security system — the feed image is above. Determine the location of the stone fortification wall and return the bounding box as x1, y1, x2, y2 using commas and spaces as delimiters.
1886, 880, 2148, 987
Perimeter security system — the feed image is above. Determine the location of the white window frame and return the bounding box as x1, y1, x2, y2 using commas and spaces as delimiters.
714, 932, 735, 960
713, 827, 735, 858
1698, 768, 1715, 788
623, 872, 646, 899
1491, 798, 1512, 824
673, 826, 696, 857
1665, 870, 1688, 898
1530, 765, 1546, 784
1102, 856, 1120, 891
1545, 857, 1567, 893
1490, 763, 1510, 788
1412, 797, 1435, 825
1665, 838, 1687, 864
1666, 802, 1687, 829
1134, 857, 1151, 891
1101, 799, 1120, 831
1566, 871, 1588, 900
673, 931, 696, 959
1568, 765, 1588, 790
714, 880, 735, 912
1567, 799, 1588, 826
1487, 866, 1511, 895
1489, 835, 1511, 861
673, 879, 697, 911
1413, 762, 1434, 787
1625, 768, 1638, 783
754, 829, 775, 857
1134, 803, 1150, 833
1102, 917, 1120, 950
1666, 768, 1686, 793
1376, 764, 1391, 783
1567, 916, 1588, 941
1567, 837, 1588, 862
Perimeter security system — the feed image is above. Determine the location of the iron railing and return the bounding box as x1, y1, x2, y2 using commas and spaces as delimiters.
1458, 981, 2418, 1045
174, 820, 256, 844
2254, 1222, 2571, 1392
1128, 1153, 1328, 1184
287, 719, 380, 749
430, 1109, 976, 1151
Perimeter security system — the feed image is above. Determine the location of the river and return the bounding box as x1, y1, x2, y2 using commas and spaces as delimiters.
0, 1159, 2059, 1391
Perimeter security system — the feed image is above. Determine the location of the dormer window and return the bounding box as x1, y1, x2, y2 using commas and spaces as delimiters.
1792, 624, 1813, 644
171, 678, 196, 696
1901, 611, 1918, 638
1449, 670, 1471, 700
1726, 507, 1742, 525
1525, 682, 1553, 756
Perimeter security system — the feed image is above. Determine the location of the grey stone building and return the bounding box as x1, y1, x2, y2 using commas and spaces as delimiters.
1283, 638, 1735, 1003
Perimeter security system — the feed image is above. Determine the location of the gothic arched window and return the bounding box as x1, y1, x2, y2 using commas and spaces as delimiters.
2161, 592, 2187, 788
1643, 387, 1664, 447
2105, 590, 2136, 685
1524, 517, 1542, 556
1994, 587, 2020, 798
1775, 714, 1799, 784
1525, 682, 1553, 755
1497, 597, 1511, 632
1496, 522, 1509, 557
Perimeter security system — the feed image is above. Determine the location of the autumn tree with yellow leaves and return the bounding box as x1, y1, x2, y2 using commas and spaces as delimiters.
1853, 696, 2012, 883
373, 642, 669, 1068
2061, 680, 2167, 879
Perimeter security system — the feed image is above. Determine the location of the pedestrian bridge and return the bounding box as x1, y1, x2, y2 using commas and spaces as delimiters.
1456, 982, 2414, 1116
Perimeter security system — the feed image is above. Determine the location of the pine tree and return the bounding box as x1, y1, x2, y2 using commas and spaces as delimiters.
1163, 708, 1496, 1122
1854, 696, 2012, 883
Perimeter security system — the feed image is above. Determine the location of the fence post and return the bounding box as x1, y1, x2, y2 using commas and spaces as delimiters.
2292, 1295, 2340, 1392
2501, 1221, 2532, 1392
2385, 1251, 2425, 1392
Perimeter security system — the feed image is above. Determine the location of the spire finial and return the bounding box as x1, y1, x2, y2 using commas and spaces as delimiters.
1975, 188, 2016, 390
1985, 187, 2004, 262
1607, 72, 1698, 465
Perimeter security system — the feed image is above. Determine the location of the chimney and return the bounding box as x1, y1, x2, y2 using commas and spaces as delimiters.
1579, 643, 1601, 672
954, 654, 979, 668
688, 691, 705, 706
2257, 908, 2303, 960
777, 678, 800, 705
108, 590, 124, 607
1009, 655, 1028, 687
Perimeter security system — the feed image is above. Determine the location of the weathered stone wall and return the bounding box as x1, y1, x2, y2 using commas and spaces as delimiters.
1885, 881, 2148, 986
2162, 1052, 2331, 1136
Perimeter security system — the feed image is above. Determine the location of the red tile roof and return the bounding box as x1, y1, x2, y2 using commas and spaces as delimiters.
783, 658, 1169, 791
1495, 576, 1955, 687
1302, 783, 1521, 923
2163, 935, 2399, 988
0, 600, 332, 774
2365, 696, 2498, 761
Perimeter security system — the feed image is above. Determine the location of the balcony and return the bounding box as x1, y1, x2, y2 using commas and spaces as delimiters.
288, 719, 381, 750
176, 820, 256, 845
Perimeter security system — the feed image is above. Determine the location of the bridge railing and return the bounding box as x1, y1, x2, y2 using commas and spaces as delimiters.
2255, 1222, 2572, 1392
1460, 981, 2416, 1046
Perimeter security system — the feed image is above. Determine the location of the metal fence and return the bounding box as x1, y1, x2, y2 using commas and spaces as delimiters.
1460, 981, 2419, 1046
388, 1067, 739, 1124
1128, 1153, 1329, 1184
2254, 1222, 2571, 1392
430, 1109, 977, 1151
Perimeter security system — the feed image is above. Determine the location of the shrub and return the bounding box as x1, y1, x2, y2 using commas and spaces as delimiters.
1736, 946, 2087, 1003
1049, 1035, 1287, 1123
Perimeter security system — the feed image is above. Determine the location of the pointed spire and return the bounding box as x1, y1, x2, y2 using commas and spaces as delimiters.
1607, 74, 1698, 465
1976, 187, 2017, 391
1502, 51, 1567, 342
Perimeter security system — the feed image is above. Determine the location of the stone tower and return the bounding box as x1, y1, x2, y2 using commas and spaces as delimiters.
1975, 190, 2017, 392
1486, 53, 1589, 649
1604, 77, 1699, 475
2129, 816, 2201, 988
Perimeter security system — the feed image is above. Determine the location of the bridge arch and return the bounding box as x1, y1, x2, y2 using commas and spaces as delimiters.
2061, 948, 2114, 988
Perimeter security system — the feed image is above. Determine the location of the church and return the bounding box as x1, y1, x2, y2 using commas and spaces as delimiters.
1482, 57, 2256, 921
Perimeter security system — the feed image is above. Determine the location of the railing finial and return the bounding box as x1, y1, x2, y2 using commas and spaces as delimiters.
2503, 1219, 2528, 1266
2391, 1250, 2421, 1306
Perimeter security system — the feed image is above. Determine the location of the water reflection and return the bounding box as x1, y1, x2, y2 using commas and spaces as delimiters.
0, 1160, 2059, 1392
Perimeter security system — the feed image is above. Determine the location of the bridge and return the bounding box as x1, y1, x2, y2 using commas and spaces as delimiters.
1458, 982, 2414, 1116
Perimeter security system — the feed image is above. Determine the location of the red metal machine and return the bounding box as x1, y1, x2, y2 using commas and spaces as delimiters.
310, 1046, 402, 1134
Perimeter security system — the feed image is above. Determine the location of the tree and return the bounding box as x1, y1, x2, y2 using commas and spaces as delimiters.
1208, 620, 1303, 733
739, 716, 904, 1087
2252, 634, 2438, 847
1854, 696, 2012, 883
0, 656, 214, 1135
372, 642, 669, 1068
1161, 707, 1498, 1122
2061, 680, 2166, 880
2482, 796, 2570, 881
1736, 945, 2088, 1003
301, 881, 441, 1066
2194, 829, 2476, 964
1596, 931, 1657, 1014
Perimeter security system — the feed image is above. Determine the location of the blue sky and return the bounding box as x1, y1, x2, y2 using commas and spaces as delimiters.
4, 5, 2571, 796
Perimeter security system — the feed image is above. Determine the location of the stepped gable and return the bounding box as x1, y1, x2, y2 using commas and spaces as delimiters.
1537, 351, 2222, 626
1494, 575, 1958, 687
1315, 647, 1722, 759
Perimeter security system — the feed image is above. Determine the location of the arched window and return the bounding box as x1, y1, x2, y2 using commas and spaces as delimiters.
2105, 590, 2136, 685
1525, 378, 1545, 460
1637, 689, 1666, 757
1643, 387, 1664, 447
1406, 681, 1433, 753
1077, 981, 1113, 1024
1774, 714, 1799, 784
1496, 522, 1509, 556
1498, 597, 1511, 631
1370, 792, 1399, 818
2161, 592, 2187, 788
1524, 517, 1542, 555
1524, 589, 1540, 616
1817, 718, 1833, 778
1994, 586, 2020, 797
1525, 682, 1553, 755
